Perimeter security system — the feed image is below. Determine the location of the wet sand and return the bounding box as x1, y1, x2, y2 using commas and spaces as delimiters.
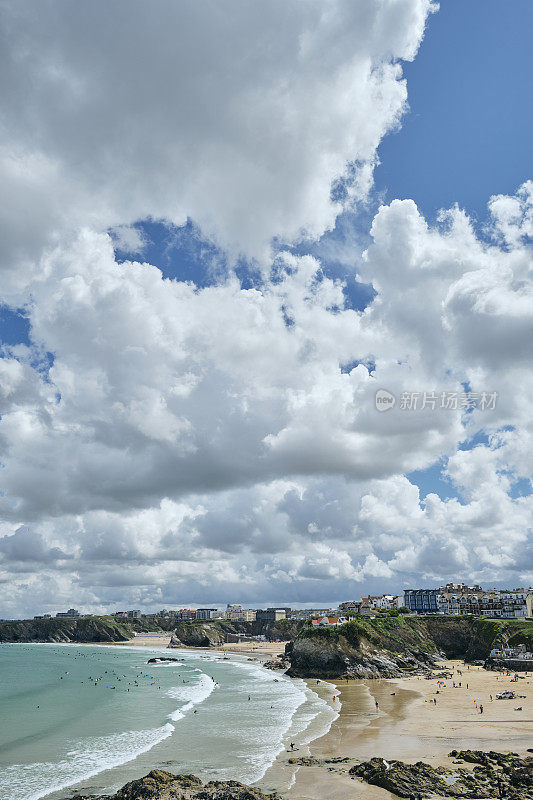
278, 660, 533, 800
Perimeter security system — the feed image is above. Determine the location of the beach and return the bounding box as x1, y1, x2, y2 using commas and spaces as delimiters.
108, 633, 286, 662
277, 660, 533, 799
114, 644, 532, 799
0, 642, 327, 800
3, 642, 531, 800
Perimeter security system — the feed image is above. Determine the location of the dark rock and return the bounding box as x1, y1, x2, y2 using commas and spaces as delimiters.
350, 758, 453, 797
73, 769, 281, 799
168, 623, 226, 648
262, 659, 289, 671
287, 633, 438, 679
350, 752, 533, 799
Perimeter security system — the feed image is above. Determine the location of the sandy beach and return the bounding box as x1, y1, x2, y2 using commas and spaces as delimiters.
106, 632, 174, 647
107, 633, 286, 662
277, 660, 533, 800
83, 640, 533, 798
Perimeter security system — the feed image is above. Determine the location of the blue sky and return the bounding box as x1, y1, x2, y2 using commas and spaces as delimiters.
3, 0, 531, 346
1, 1, 532, 613
376, 0, 533, 223
4, 0, 529, 505
104, 0, 533, 504
105, 0, 533, 282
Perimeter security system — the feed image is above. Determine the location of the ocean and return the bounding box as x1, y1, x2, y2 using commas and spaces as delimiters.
0, 644, 338, 800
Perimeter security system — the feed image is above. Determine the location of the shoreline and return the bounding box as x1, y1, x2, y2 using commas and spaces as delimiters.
8, 645, 532, 800
96, 633, 288, 664
281, 660, 533, 799
5, 641, 313, 800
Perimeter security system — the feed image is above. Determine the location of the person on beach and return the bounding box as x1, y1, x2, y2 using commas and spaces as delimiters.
375, 700, 379, 710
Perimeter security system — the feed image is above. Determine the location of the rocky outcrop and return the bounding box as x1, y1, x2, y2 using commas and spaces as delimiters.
350, 751, 533, 799
168, 622, 226, 648
286, 627, 438, 679
262, 655, 290, 671
167, 619, 301, 649
72, 769, 281, 799
286, 615, 533, 679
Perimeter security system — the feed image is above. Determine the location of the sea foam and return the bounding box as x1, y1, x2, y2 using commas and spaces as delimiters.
166, 671, 216, 720
1, 723, 174, 800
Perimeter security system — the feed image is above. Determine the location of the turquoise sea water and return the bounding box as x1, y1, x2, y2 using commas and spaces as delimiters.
0, 644, 337, 800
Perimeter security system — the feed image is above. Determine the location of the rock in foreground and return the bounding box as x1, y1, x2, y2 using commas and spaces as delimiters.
73, 769, 281, 800
350, 751, 533, 799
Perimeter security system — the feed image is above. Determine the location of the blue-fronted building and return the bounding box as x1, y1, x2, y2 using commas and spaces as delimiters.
404, 589, 439, 613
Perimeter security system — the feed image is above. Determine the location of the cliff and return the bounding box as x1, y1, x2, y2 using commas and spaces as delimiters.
0, 615, 300, 647
286, 615, 533, 678
168, 618, 301, 648
169, 621, 226, 648
0, 616, 136, 644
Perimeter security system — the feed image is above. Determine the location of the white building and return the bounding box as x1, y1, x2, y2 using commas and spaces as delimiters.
225, 605, 257, 621
311, 615, 348, 628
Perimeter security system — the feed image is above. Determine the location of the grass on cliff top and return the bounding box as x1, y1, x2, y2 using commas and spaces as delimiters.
299, 614, 533, 653
300, 613, 438, 651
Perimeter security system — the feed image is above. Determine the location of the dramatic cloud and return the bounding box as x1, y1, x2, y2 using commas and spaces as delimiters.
0, 0, 435, 294
1, 183, 532, 616
0, 1, 531, 617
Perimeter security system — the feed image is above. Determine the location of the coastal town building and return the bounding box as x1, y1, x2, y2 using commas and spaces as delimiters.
289, 608, 333, 620
55, 608, 81, 618
363, 594, 402, 610
224, 604, 257, 621
195, 608, 218, 619
311, 615, 348, 627
527, 593, 533, 619
337, 601, 360, 613
177, 609, 197, 619
256, 608, 288, 622
404, 585, 532, 617
113, 610, 141, 619
336, 595, 401, 616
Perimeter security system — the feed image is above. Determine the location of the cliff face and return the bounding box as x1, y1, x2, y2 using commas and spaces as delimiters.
168, 618, 301, 648
424, 616, 533, 659
286, 616, 533, 679
0, 615, 300, 647
0, 617, 135, 644
169, 621, 227, 648
286, 616, 439, 678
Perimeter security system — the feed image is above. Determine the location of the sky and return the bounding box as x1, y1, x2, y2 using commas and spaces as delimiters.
0, 0, 532, 618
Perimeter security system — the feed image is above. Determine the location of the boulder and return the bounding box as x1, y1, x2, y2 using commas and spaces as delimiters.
73, 769, 281, 799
